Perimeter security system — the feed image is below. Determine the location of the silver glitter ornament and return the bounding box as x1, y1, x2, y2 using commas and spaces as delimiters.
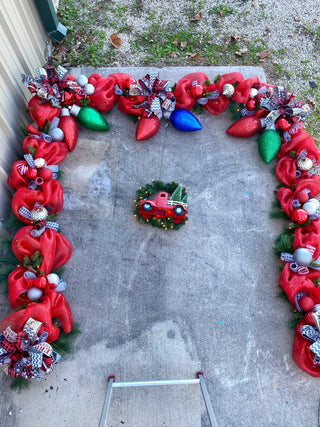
31, 206, 48, 222
293, 248, 313, 266
34, 158, 47, 168
297, 157, 313, 171
222, 84, 235, 97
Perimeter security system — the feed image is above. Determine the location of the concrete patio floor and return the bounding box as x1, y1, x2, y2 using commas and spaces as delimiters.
0, 67, 318, 427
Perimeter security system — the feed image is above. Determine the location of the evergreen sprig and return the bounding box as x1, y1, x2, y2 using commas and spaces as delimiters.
10, 377, 30, 392
51, 323, 81, 355
269, 198, 288, 220
273, 229, 295, 257
228, 99, 245, 121
192, 103, 205, 114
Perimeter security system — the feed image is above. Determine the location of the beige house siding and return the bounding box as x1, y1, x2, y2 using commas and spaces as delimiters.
0, 0, 49, 235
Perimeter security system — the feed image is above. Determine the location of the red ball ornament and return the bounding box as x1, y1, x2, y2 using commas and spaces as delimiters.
246, 99, 257, 111
26, 168, 38, 180
226, 116, 262, 138
40, 168, 53, 181
304, 312, 316, 326
277, 118, 291, 131
136, 115, 161, 141
296, 191, 309, 204
292, 208, 309, 224
124, 77, 137, 90
35, 276, 48, 289
299, 296, 315, 312
190, 84, 204, 99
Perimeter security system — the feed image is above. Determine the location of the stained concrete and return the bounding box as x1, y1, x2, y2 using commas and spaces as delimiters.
0, 67, 318, 427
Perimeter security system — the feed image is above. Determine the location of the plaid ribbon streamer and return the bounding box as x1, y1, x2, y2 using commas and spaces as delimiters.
259, 86, 311, 135
301, 325, 320, 365
24, 154, 35, 168
136, 72, 176, 115
0, 320, 60, 379
22, 66, 77, 107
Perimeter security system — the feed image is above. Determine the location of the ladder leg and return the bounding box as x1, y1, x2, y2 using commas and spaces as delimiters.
98, 376, 115, 427
197, 373, 218, 427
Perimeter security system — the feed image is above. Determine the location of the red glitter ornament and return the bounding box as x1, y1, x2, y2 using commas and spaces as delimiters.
296, 191, 309, 204
26, 168, 38, 180
136, 115, 161, 141
292, 209, 308, 224
40, 168, 53, 181
226, 116, 262, 138
190, 84, 204, 99
246, 99, 257, 111
277, 118, 291, 131
299, 296, 315, 312
59, 108, 79, 152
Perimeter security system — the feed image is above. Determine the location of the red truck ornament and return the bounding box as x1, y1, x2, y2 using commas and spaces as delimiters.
138, 185, 188, 224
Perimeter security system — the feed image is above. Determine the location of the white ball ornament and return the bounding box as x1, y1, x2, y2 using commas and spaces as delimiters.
84, 83, 95, 95
47, 273, 60, 285
308, 198, 320, 209
293, 248, 313, 266
34, 158, 47, 168
49, 127, 64, 141
250, 88, 258, 97
27, 287, 43, 301
222, 84, 235, 97
302, 201, 318, 216
76, 74, 88, 87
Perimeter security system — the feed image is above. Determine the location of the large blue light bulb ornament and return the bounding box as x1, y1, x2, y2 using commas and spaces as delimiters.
170, 109, 202, 132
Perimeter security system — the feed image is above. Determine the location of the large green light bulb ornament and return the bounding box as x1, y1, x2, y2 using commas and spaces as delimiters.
70, 105, 110, 131
258, 128, 281, 163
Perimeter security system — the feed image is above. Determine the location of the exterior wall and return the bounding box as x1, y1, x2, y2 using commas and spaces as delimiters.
0, 0, 48, 235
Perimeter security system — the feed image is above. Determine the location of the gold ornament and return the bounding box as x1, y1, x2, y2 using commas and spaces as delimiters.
222, 84, 235, 97
31, 206, 48, 221
34, 158, 47, 168
297, 157, 313, 171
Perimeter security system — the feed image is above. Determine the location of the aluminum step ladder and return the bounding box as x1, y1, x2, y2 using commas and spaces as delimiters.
98, 371, 218, 427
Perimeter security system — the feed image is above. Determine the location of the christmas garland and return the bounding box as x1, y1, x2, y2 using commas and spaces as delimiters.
1, 64, 320, 384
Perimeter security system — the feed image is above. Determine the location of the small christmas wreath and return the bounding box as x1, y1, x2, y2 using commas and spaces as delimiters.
134, 181, 188, 230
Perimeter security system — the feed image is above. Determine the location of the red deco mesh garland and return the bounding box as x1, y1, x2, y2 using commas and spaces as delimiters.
1, 65, 320, 380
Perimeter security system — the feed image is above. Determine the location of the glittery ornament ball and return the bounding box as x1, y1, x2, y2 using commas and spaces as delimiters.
299, 296, 315, 312
293, 248, 313, 266
76, 74, 88, 87
297, 157, 313, 171
296, 191, 309, 204
292, 209, 308, 224
34, 158, 47, 168
222, 83, 235, 97
31, 206, 48, 221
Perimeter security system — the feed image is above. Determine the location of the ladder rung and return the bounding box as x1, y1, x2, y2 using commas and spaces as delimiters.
112, 379, 201, 388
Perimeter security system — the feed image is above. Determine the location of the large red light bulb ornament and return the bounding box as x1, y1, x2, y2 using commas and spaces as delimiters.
59, 108, 79, 151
